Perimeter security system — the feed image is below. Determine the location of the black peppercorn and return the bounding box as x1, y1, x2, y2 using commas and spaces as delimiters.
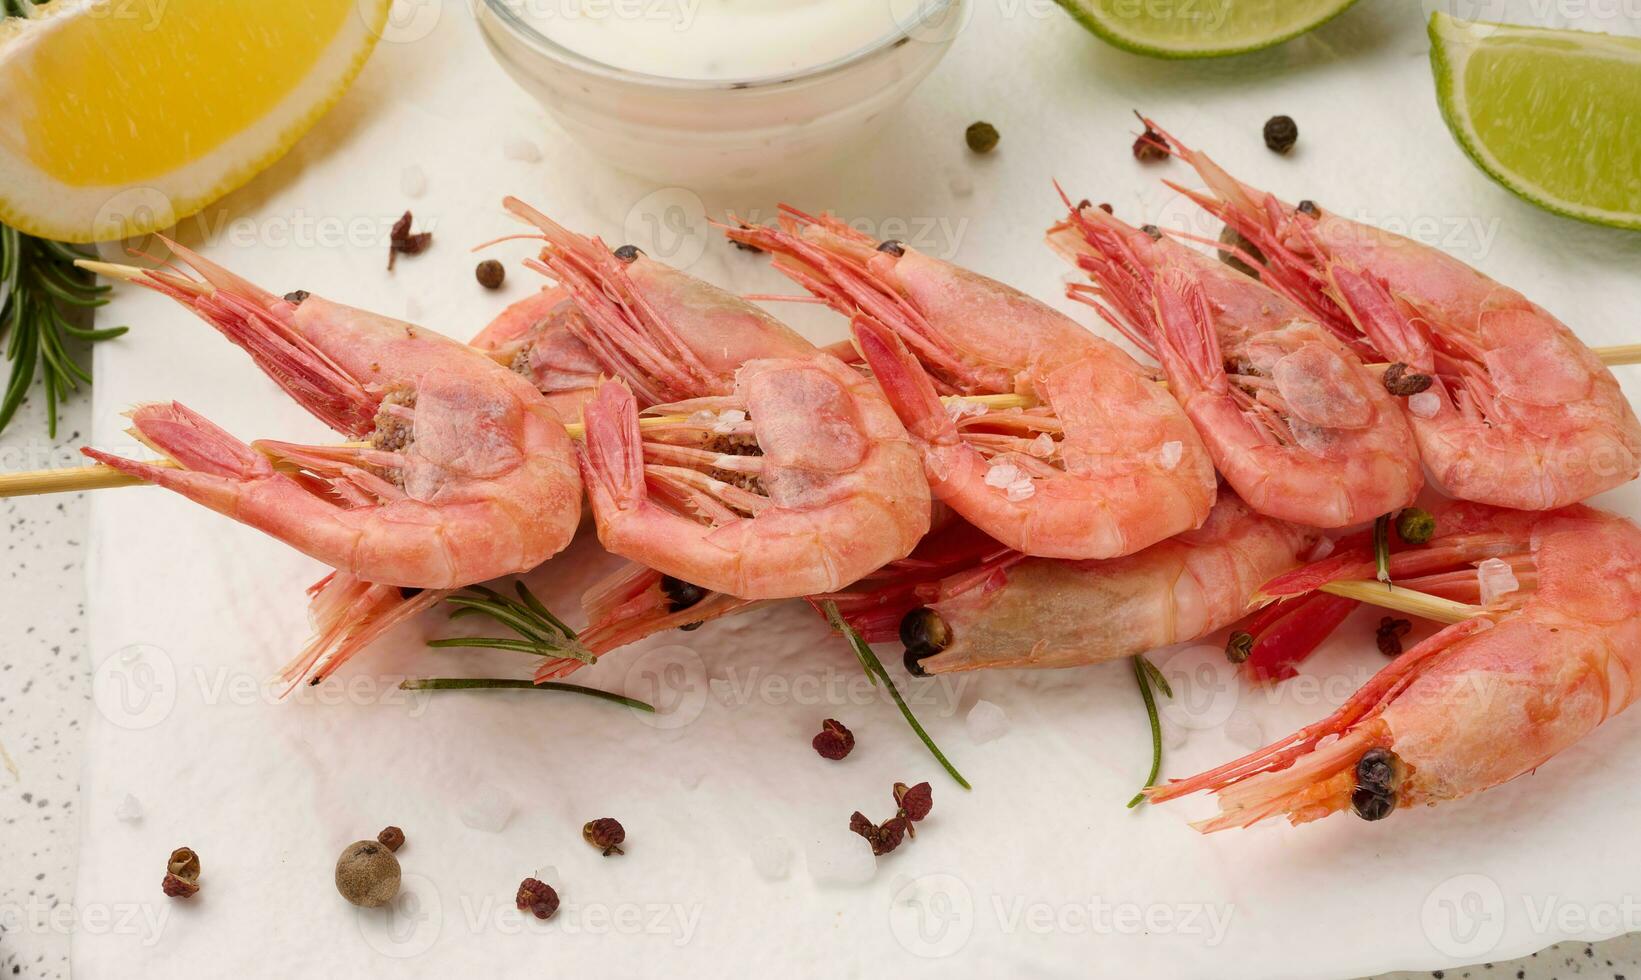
1263, 115, 1299, 155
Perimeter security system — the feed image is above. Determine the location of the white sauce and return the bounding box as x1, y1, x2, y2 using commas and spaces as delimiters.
518, 0, 906, 80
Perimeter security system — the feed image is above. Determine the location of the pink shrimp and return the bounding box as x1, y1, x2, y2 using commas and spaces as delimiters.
1148, 120, 1641, 509
1050, 199, 1424, 528
468, 285, 604, 420
82, 242, 582, 591
1149, 502, 1641, 830
841, 492, 1318, 674
725, 208, 1217, 560
501, 199, 931, 600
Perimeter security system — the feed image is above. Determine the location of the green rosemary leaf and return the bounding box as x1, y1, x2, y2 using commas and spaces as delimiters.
427, 635, 596, 664
820, 600, 971, 790
514, 581, 576, 639
1374, 513, 1392, 584
1139, 654, 1173, 700
1127, 654, 1164, 808
443, 595, 556, 645
399, 677, 654, 712
0, 221, 127, 437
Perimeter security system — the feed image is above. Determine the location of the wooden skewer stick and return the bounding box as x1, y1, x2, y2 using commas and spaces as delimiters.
0, 392, 1038, 498
1317, 579, 1485, 625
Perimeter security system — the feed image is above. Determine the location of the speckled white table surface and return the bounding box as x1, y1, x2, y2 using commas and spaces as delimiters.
3, 345, 1640, 980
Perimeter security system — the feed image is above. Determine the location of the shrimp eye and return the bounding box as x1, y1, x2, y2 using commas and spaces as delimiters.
398, 587, 424, 600
661, 575, 707, 612
1297, 200, 1320, 217
898, 607, 951, 676
876, 240, 906, 256
1350, 747, 1403, 821
283, 290, 310, 305
613, 245, 642, 263
1140, 224, 1162, 240
678, 621, 705, 632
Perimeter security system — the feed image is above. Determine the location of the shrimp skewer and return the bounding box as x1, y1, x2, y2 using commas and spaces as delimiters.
726, 208, 1217, 561
1149, 502, 1641, 830
1050, 199, 1424, 528
506, 200, 931, 601
1148, 119, 1641, 510
81, 241, 583, 591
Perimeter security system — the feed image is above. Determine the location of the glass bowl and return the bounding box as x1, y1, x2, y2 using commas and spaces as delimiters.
473, 0, 967, 186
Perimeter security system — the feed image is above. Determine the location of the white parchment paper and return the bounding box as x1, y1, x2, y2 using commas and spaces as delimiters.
75, 1, 1641, 976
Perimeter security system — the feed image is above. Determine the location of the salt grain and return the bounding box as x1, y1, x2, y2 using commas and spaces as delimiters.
504, 137, 542, 163
712, 409, 747, 435
114, 794, 144, 823
1408, 391, 1440, 419
458, 783, 516, 833
751, 836, 794, 881
945, 398, 986, 420
1030, 433, 1055, 458
1005, 478, 1035, 502
1477, 557, 1519, 607
400, 164, 427, 199
984, 463, 1021, 489
943, 165, 974, 198
806, 834, 876, 886
965, 699, 1009, 743
1158, 440, 1183, 471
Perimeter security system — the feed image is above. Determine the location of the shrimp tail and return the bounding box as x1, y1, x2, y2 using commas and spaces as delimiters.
282, 573, 447, 692
1148, 618, 1493, 830
850, 315, 955, 444
82, 401, 275, 502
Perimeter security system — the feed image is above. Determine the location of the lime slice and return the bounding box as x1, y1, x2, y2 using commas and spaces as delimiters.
1430, 12, 1641, 230
1055, 0, 1359, 59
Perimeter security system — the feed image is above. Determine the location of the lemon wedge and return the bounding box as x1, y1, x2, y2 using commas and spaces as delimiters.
0, 0, 391, 243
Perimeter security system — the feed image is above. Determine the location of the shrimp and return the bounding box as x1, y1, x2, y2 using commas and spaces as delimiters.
829, 493, 1318, 674
1149, 502, 1641, 830
500, 199, 931, 600
1049, 199, 1424, 528
725, 208, 1217, 560
468, 285, 604, 420
81, 241, 583, 591
1148, 120, 1641, 509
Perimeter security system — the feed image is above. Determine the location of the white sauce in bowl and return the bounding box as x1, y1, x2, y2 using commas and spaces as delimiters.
514, 0, 908, 80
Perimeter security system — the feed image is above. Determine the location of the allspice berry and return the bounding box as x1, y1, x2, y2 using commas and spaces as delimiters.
335, 839, 401, 908
475, 259, 506, 289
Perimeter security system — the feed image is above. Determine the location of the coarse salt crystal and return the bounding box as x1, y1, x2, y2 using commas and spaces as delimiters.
1030, 433, 1055, 458
503, 137, 542, 163
1223, 709, 1264, 750
751, 837, 794, 881
946, 398, 987, 420
458, 782, 515, 833
712, 409, 747, 434
1005, 478, 1035, 502
966, 699, 1009, 743
1477, 557, 1519, 607
1408, 391, 1440, 418
400, 164, 427, 199
1306, 536, 1336, 562
1158, 440, 1183, 470
984, 462, 1021, 489
114, 794, 144, 823
943, 165, 975, 198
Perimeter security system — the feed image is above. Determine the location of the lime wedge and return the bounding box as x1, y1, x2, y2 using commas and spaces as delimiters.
1055, 0, 1359, 58
1430, 12, 1641, 230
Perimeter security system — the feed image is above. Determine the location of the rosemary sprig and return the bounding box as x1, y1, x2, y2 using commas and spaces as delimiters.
428, 582, 595, 665
819, 600, 970, 790
0, 222, 129, 437
1127, 653, 1170, 808
399, 677, 653, 712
